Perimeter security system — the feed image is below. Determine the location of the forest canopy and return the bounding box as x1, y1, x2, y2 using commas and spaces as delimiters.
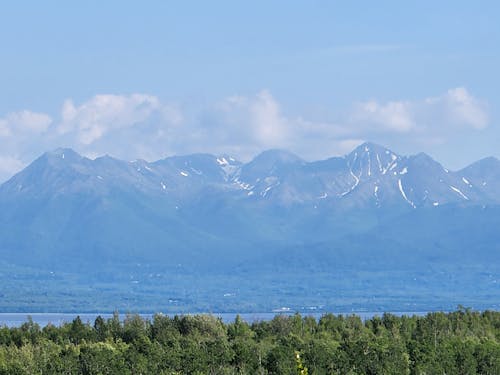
1, 308, 499, 374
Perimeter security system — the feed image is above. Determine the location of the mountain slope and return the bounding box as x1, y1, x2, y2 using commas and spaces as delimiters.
0, 142, 499, 312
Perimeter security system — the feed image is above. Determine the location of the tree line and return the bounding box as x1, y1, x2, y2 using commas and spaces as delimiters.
0, 308, 499, 374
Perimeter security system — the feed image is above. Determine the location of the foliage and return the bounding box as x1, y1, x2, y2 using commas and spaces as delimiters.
0, 309, 499, 374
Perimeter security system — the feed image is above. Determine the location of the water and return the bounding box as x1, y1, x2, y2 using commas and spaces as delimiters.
0, 311, 430, 327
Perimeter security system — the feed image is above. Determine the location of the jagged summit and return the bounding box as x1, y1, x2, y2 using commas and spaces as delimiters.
348, 141, 396, 157
345, 142, 401, 180
250, 149, 303, 165
1, 142, 499, 209
1, 136, 499, 318
0, 142, 499, 309
47, 147, 80, 156
41, 147, 84, 163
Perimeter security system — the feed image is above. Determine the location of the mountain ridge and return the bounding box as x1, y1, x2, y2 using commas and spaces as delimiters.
3, 141, 499, 209
1, 141, 499, 312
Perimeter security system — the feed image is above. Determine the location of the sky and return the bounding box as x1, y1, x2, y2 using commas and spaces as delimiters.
0, 1, 499, 181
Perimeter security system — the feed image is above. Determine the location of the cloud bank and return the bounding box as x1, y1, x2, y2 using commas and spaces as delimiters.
351, 87, 489, 133
0, 87, 490, 181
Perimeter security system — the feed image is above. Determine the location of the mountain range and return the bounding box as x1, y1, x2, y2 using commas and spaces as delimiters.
1, 142, 499, 313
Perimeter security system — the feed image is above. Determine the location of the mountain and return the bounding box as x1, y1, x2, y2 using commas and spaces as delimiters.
0, 142, 499, 313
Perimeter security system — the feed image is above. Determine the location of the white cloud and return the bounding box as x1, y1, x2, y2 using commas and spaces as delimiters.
199, 87, 489, 160
213, 90, 289, 150
0, 95, 183, 182
351, 87, 489, 135
196, 90, 357, 160
430, 87, 489, 130
59, 94, 163, 144
0, 119, 9, 137
0, 110, 53, 181
0, 87, 491, 182
247, 90, 288, 145
351, 100, 414, 132
0, 155, 25, 176
51, 93, 185, 163
0, 110, 52, 136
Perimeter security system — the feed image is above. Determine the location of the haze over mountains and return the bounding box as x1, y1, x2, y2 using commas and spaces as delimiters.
1, 142, 499, 313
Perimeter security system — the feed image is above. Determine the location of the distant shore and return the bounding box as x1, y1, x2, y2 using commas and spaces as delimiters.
1, 310, 439, 327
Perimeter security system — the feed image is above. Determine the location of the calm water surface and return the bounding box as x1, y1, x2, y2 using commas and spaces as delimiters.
0, 311, 430, 327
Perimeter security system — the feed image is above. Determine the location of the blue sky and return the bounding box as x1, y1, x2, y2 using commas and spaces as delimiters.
0, 1, 498, 181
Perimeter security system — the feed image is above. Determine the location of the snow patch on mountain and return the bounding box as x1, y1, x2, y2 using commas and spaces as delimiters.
216, 157, 228, 166
398, 179, 416, 208
450, 185, 469, 200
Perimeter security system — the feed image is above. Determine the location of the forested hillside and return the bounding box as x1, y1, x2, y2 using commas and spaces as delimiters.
1, 309, 499, 374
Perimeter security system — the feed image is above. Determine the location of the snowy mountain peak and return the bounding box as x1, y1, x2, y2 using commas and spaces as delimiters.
1, 143, 499, 210
350, 141, 395, 156
215, 154, 240, 166
346, 142, 400, 179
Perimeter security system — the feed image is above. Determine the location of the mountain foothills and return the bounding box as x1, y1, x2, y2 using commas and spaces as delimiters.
0, 142, 499, 312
